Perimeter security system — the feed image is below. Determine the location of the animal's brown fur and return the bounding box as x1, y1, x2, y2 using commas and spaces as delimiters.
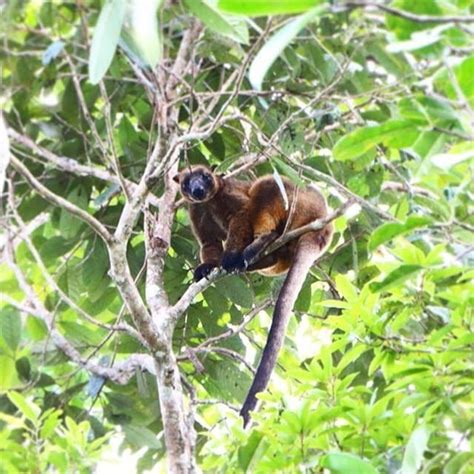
175, 165, 334, 425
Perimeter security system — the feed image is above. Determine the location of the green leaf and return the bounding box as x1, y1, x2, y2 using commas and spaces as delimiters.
218, 0, 323, 16
59, 186, 89, 239
369, 216, 432, 251
0, 308, 22, 352
333, 120, 419, 161
7, 391, 41, 423
334, 274, 358, 302
401, 424, 432, 474
204, 358, 251, 400
434, 56, 474, 108
273, 157, 305, 186
0, 356, 16, 391
369, 265, 423, 293
444, 452, 474, 474
249, 5, 327, 90
184, 0, 248, 44
238, 431, 264, 471
321, 452, 378, 474
217, 276, 254, 308
123, 425, 162, 449
123, 0, 162, 68
88, 0, 127, 84
82, 240, 109, 289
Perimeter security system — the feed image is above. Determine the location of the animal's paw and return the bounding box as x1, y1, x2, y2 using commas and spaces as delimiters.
221, 250, 247, 273
194, 263, 217, 282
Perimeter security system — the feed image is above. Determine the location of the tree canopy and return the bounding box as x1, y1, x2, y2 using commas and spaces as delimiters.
0, 0, 473, 472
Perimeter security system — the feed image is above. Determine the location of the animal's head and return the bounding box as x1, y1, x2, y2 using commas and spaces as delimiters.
173, 165, 220, 203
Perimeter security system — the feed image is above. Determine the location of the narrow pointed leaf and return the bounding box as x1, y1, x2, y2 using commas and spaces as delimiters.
88, 0, 127, 84
249, 5, 327, 90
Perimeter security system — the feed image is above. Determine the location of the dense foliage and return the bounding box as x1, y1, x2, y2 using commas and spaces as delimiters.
0, 0, 473, 472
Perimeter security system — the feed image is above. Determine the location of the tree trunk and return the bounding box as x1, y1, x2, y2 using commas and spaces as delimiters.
155, 347, 196, 473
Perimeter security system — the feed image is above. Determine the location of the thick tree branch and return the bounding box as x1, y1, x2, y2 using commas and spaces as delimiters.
107, 240, 164, 350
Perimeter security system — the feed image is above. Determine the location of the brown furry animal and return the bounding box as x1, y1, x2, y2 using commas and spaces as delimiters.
174, 165, 334, 426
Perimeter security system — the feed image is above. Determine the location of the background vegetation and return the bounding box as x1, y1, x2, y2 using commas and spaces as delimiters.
0, 0, 473, 472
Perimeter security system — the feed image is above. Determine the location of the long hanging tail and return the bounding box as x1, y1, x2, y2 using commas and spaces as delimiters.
240, 232, 328, 427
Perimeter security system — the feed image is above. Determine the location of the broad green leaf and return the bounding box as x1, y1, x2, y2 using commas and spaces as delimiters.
7, 391, 40, 423
334, 274, 358, 302
218, 0, 323, 15
40, 409, 62, 439
333, 120, 419, 161
0, 412, 26, 429
82, 240, 109, 289
401, 424, 432, 474
59, 186, 89, 239
249, 5, 327, 90
321, 452, 378, 474
434, 56, 474, 107
203, 358, 251, 400
217, 276, 254, 308
0, 356, 16, 390
398, 95, 458, 125
238, 431, 264, 471
185, 0, 248, 44
444, 452, 474, 474
15, 357, 31, 382
123, 425, 162, 449
369, 265, 423, 293
122, 0, 162, 68
88, 0, 127, 84
369, 216, 432, 251
0, 307, 22, 352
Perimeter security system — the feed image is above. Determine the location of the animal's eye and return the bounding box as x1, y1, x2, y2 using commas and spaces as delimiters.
182, 177, 191, 191
203, 174, 212, 184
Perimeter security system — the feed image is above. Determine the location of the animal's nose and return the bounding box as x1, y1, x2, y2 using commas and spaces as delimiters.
193, 187, 205, 199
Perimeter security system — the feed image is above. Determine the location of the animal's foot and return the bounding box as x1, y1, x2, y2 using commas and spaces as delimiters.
194, 263, 217, 281
221, 250, 247, 273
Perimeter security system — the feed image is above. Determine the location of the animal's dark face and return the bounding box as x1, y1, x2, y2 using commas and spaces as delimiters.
174, 166, 218, 203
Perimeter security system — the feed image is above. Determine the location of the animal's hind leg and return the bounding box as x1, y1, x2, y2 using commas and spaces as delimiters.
242, 231, 279, 268
246, 252, 278, 271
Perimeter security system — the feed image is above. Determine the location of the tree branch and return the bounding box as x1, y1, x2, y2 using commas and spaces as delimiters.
292, 161, 396, 222
5, 182, 144, 343
10, 155, 112, 242
8, 128, 162, 208
3, 236, 154, 385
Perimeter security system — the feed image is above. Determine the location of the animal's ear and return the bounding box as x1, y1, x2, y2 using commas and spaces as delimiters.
173, 173, 180, 183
